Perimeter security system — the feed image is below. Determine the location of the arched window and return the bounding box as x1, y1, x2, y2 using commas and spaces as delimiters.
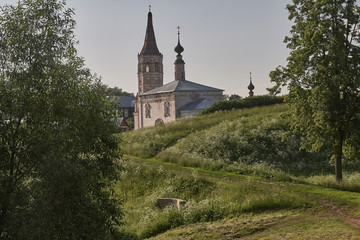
164, 101, 170, 117
146, 64, 150, 72
145, 103, 151, 118
155, 118, 164, 126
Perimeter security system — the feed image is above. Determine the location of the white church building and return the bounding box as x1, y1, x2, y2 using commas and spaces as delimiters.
134, 10, 223, 130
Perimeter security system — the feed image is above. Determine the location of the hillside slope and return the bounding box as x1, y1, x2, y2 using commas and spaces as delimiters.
118, 104, 360, 239
121, 104, 329, 177
116, 157, 360, 239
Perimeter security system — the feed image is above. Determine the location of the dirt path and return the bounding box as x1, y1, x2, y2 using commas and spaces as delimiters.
320, 200, 360, 229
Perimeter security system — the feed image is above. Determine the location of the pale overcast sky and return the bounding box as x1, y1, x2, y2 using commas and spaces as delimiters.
2, 0, 293, 97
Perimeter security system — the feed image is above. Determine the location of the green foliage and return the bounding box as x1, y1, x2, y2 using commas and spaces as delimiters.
270, 0, 360, 181
0, 0, 122, 239
140, 209, 184, 239
161, 112, 328, 175
116, 158, 311, 239
121, 105, 267, 158
200, 95, 284, 115
121, 104, 330, 177
151, 213, 290, 240
105, 86, 134, 97
305, 172, 360, 193
228, 94, 242, 100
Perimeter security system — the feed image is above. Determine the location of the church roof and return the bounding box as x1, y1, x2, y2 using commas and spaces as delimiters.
139, 79, 223, 96
178, 98, 216, 111
112, 96, 135, 108
140, 11, 161, 56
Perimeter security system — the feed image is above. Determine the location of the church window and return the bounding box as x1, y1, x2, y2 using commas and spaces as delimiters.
145, 103, 151, 118
124, 109, 129, 118
164, 101, 170, 117
146, 64, 150, 72
155, 63, 161, 72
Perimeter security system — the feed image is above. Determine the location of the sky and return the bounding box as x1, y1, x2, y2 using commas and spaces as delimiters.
2, 0, 293, 97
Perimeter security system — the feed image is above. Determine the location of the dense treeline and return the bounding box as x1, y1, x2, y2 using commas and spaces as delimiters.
0, 1, 122, 239
200, 95, 284, 115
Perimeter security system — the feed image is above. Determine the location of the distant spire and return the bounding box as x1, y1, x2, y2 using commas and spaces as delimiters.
140, 7, 161, 55
248, 72, 255, 97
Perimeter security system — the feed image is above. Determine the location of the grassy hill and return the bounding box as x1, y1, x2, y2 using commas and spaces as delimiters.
117, 104, 360, 239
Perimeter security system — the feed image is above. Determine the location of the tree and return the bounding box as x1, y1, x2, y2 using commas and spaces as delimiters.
270, 0, 360, 182
105, 86, 134, 97
0, 0, 122, 239
228, 94, 242, 100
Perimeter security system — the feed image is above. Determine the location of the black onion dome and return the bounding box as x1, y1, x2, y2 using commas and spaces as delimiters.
174, 40, 184, 54
248, 80, 255, 91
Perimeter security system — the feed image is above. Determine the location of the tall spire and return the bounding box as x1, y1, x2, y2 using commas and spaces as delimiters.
174, 26, 185, 81
248, 72, 255, 97
140, 6, 160, 55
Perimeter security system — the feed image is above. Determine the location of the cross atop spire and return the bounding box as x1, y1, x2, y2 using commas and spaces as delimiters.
149, 5, 151, 12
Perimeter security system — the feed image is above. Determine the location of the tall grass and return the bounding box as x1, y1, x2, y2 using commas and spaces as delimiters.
305, 172, 360, 192
121, 104, 287, 158
116, 158, 311, 239
120, 104, 330, 177
156, 107, 329, 176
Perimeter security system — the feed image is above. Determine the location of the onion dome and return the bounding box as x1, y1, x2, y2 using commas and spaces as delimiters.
174, 26, 184, 55
248, 72, 255, 97
248, 80, 254, 91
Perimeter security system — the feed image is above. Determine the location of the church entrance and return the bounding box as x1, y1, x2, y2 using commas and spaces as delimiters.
155, 118, 164, 126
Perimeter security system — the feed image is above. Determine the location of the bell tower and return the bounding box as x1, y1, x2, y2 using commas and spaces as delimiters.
174, 26, 185, 81
137, 7, 163, 94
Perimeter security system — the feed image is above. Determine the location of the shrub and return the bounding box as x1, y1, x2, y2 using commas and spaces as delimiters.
200, 95, 284, 115
140, 209, 184, 239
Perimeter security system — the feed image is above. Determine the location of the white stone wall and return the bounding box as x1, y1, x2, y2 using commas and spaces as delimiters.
134, 90, 223, 129
134, 93, 176, 129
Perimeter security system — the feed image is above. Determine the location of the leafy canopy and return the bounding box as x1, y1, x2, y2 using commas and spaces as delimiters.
0, 0, 122, 239
270, 0, 360, 181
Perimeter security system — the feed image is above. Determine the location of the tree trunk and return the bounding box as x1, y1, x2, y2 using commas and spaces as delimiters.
334, 130, 344, 182
334, 152, 342, 182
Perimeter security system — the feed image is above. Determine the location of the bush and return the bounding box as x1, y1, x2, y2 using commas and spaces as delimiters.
140, 209, 184, 239
160, 111, 328, 176
200, 95, 284, 115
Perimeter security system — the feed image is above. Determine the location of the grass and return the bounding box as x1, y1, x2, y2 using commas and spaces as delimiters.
117, 104, 360, 238
152, 210, 360, 240
115, 157, 360, 239
304, 172, 360, 193
120, 104, 332, 178
149, 212, 292, 240
115, 157, 310, 238
242, 213, 360, 240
